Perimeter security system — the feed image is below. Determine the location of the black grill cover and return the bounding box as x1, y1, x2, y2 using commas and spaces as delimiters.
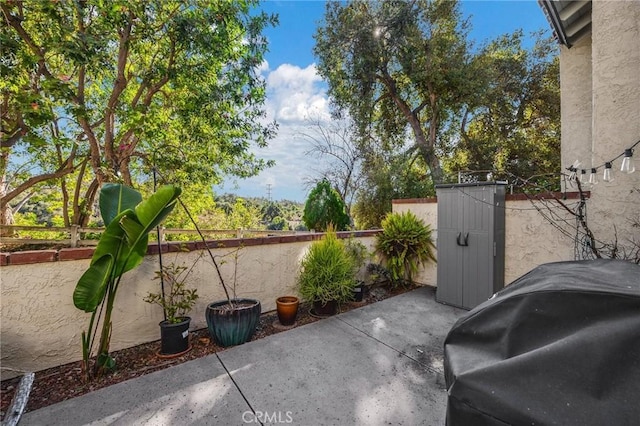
444, 259, 640, 426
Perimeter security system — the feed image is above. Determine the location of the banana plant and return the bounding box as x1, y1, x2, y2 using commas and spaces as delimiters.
73, 183, 181, 379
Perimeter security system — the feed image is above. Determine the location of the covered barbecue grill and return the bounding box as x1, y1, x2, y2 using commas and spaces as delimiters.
444, 259, 640, 425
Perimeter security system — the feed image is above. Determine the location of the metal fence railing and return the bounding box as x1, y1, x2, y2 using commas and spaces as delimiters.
0, 225, 306, 248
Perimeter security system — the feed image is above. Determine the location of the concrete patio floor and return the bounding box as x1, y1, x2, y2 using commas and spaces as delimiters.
21, 286, 467, 426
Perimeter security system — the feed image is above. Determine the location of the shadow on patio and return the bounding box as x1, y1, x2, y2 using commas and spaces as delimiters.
20, 286, 466, 426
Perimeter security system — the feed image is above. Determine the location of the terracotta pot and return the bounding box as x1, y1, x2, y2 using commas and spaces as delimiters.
276, 296, 299, 326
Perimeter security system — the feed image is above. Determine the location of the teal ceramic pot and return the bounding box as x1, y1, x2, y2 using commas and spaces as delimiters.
206, 299, 261, 347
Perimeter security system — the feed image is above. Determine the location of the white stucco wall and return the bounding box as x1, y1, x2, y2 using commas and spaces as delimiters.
560, 35, 592, 184
588, 0, 640, 247
393, 196, 576, 287
559, 0, 640, 257
0, 236, 376, 379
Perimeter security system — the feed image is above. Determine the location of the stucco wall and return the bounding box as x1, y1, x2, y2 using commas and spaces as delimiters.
560, 35, 592, 186
558, 1, 640, 257
588, 0, 640, 247
393, 195, 577, 287
0, 235, 376, 379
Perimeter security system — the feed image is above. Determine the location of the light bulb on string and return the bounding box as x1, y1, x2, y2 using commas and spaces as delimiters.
589, 168, 598, 185
603, 162, 614, 182
568, 160, 581, 181
580, 169, 587, 183
620, 149, 635, 174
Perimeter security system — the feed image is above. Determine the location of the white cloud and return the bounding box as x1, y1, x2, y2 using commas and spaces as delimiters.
264, 63, 331, 124
218, 63, 334, 201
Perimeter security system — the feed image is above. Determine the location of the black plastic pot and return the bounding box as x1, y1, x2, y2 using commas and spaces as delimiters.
312, 300, 338, 316
159, 317, 191, 355
206, 299, 261, 347
352, 281, 366, 302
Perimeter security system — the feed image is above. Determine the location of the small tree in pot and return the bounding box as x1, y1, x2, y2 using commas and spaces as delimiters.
144, 263, 199, 356
297, 226, 356, 316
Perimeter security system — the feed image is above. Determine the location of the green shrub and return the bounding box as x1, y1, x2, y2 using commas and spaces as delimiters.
375, 211, 436, 287
297, 228, 356, 304
302, 179, 350, 231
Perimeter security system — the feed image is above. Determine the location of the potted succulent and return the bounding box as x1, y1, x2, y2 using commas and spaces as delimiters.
144, 263, 199, 356
297, 226, 356, 316
73, 183, 182, 379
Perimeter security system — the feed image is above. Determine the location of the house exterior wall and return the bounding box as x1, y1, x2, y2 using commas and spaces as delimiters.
559, 35, 592, 184
0, 235, 377, 379
558, 1, 640, 257
587, 1, 640, 246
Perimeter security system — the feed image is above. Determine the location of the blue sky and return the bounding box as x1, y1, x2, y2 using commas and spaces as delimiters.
215, 0, 553, 202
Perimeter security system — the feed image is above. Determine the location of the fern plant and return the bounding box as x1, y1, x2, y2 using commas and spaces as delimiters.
375, 211, 436, 287
297, 227, 356, 304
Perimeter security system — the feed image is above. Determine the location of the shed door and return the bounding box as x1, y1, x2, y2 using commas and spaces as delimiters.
436, 188, 465, 307
461, 186, 494, 309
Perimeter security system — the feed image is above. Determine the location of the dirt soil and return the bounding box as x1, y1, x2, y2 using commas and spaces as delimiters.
1, 285, 413, 421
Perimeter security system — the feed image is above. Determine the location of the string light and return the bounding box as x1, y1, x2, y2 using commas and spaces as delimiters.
621, 149, 635, 174
566, 139, 639, 185
603, 162, 614, 182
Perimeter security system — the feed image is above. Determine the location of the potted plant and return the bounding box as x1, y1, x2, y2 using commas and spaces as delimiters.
344, 238, 370, 302
375, 211, 436, 287
275, 295, 300, 326
159, 195, 263, 348
205, 296, 261, 347
73, 183, 182, 379
297, 226, 356, 316
144, 263, 199, 357
203, 247, 261, 347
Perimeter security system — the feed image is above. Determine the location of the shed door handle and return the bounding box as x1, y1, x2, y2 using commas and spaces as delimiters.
456, 232, 469, 247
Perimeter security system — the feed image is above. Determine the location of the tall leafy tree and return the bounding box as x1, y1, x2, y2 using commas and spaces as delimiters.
314, 0, 477, 185
1, 0, 277, 226
353, 143, 434, 229
447, 31, 560, 187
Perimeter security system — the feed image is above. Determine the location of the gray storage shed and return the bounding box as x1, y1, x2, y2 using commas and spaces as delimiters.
435, 182, 506, 310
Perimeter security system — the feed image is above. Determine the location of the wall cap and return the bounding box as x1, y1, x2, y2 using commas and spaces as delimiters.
0, 231, 381, 267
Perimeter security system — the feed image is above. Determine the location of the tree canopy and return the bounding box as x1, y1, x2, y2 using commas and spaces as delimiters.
314, 0, 476, 184
1, 0, 277, 226
446, 31, 560, 188
313, 0, 560, 227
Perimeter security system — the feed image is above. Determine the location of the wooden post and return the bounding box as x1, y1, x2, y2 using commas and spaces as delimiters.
70, 225, 79, 247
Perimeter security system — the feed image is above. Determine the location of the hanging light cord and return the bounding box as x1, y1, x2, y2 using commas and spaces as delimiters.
568, 139, 639, 172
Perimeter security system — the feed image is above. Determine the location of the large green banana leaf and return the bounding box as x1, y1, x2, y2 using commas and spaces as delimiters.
99, 183, 142, 225
73, 254, 113, 312
73, 184, 181, 313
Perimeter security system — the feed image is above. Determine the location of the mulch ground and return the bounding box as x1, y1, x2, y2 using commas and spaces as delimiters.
1, 285, 413, 421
